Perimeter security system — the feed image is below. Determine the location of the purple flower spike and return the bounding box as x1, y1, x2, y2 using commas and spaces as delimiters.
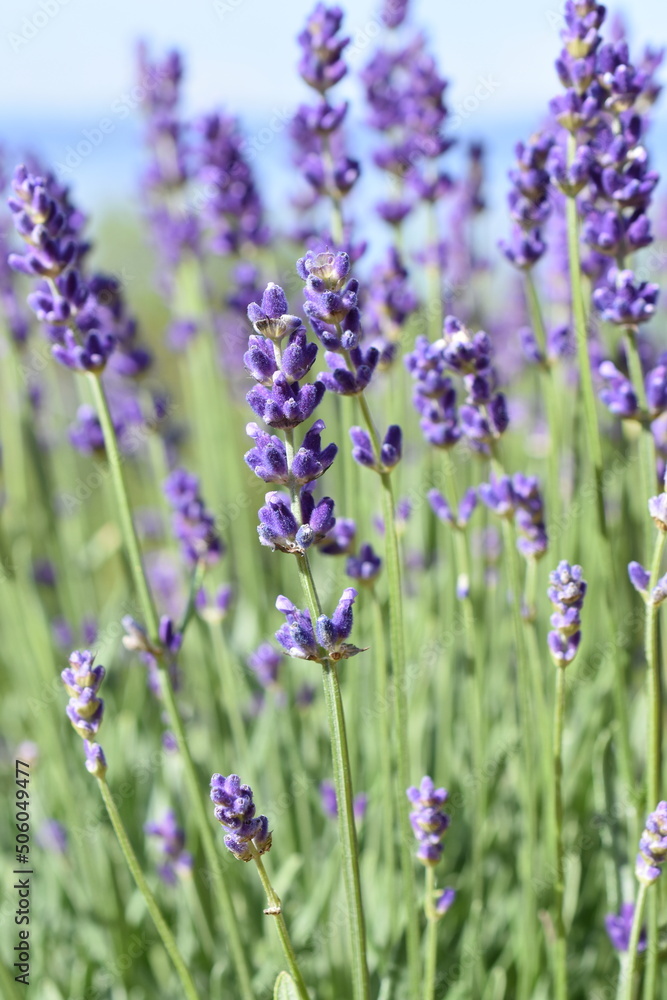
406, 776, 451, 867
298, 4, 350, 94
61, 650, 106, 742
605, 903, 646, 953
163, 468, 222, 568
636, 801, 667, 884
210, 773, 272, 862
547, 561, 587, 667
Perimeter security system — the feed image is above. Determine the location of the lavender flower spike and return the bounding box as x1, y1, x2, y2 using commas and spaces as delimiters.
61, 650, 107, 777
406, 776, 450, 867
210, 773, 272, 862
547, 561, 587, 666
636, 801, 667, 884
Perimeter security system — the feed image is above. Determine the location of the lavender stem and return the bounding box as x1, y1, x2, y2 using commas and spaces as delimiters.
96, 776, 200, 1000
87, 372, 253, 1000
643, 529, 667, 999
353, 389, 421, 996
284, 428, 370, 1000
552, 663, 568, 1000
248, 842, 310, 1000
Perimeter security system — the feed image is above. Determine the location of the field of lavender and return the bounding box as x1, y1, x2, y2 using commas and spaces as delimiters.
2, 1, 667, 998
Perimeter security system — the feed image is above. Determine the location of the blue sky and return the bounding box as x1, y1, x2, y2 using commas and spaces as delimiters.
3, 0, 664, 117
1, 0, 665, 219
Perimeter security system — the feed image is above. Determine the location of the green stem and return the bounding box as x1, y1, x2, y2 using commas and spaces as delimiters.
441, 451, 485, 995
248, 844, 310, 1000
87, 373, 253, 1000
352, 389, 421, 996
553, 665, 568, 1000
371, 588, 397, 930
623, 883, 649, 1000
643, 530, 666, 1000
87, 373, 159, 639
426, 202, 443, 342
423, 867, 438, 1000
624, 324, 658, 555
211, 622, 253, 779
297, 553, 370, 1000
96, 777, 200, 1000
499, 515, 538, 999
565, 134, 605, 497
284, 429, 369, 1000
524, 271, 561, 518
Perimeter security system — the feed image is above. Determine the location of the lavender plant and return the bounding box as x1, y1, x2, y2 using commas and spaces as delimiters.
3, 2, 667, 999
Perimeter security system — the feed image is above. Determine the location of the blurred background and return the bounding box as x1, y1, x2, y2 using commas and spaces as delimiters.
2, 0, 665, 241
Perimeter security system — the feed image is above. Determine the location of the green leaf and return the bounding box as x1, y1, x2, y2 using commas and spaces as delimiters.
273, 971, 300, 1000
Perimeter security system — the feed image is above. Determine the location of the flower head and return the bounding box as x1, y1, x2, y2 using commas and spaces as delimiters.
547, 561, 587, 666
407, 776, 450, 866
636, 801, 667, 884
61, 650, 107, 776
210, 773, 272, 862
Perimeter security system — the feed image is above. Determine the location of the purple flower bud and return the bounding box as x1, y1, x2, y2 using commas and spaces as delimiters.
628, 561, 650, 593
350, 426, 375, 468
346, 543, 382, 583
381, 425, 402, 468
436, 888, 456, 916
648, 492, 667, 531
84, 740, 107, 778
